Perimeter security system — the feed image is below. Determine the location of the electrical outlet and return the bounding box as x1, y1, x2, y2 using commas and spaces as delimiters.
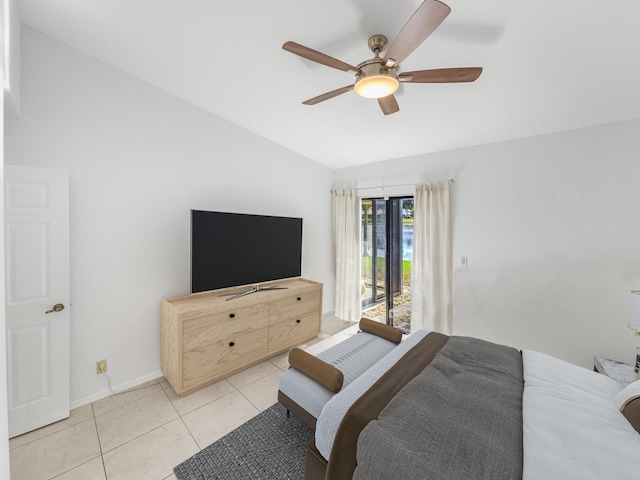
96, 359, 108, 374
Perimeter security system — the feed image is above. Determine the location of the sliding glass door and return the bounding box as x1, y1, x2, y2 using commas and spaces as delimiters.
361, 196, 413, 333
361, 199, 384, 308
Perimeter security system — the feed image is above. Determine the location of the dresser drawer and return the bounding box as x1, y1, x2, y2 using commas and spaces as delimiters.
268, 310, 320, 353
183, 303, 266, 352
182, 324, 268, 389
269, 291, 321, 323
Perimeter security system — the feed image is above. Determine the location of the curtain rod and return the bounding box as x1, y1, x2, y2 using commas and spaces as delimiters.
331, 178, 454, 193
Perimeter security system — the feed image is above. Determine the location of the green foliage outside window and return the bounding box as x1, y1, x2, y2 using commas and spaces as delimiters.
361, 257, 411, 285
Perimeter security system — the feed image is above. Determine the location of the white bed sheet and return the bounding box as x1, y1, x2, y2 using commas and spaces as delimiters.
522, 349, 640, 480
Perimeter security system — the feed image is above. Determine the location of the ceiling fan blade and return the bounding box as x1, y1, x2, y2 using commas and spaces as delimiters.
378, 94, 399, 115
399, 67, 482, 83
382, 0, 451, 68
302, 85, 354, 105
283, 41, 361, 74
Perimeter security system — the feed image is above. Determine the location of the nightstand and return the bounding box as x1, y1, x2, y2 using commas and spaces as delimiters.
594, 356, 638, 387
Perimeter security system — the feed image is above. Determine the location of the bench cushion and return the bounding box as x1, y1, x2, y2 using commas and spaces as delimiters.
278, 331, 398, 420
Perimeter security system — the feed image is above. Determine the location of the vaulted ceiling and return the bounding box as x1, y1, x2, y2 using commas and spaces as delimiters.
17, 0, 640, 169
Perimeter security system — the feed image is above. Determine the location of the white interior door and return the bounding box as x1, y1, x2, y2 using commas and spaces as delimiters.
4, 165, 70, 438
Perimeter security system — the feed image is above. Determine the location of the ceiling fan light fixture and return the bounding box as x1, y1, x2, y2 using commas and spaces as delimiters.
354, 73, 399, 99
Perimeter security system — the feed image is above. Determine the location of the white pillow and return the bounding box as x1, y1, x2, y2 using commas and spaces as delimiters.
614, 379, 640, 411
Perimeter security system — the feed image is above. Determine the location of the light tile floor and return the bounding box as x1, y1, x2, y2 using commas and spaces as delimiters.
8, 316, 354, 480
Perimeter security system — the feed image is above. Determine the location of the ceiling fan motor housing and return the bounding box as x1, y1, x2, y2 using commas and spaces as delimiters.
354, 58, 400, 98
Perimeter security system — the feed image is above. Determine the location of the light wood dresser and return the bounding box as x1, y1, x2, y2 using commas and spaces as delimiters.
161, 277, 322, 395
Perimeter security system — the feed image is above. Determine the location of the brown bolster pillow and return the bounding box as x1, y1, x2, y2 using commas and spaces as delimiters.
359, 317, 403, 344
288, 348, 344, 393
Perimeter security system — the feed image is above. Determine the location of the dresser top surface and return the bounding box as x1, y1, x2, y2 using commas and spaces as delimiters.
163, 277, 321, 312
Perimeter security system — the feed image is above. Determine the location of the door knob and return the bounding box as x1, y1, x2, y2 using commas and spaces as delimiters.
45, 303, 65, 314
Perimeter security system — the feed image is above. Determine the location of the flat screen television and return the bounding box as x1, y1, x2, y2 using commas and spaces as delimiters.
191, 210, 303, 294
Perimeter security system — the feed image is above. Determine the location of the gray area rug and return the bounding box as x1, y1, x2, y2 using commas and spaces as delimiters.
174, 403, 313, 480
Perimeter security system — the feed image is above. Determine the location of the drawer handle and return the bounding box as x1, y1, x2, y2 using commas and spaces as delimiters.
296, 319, 301, 324
297, 297, 301, 301
229, 341, 235, 347
229, 313, 236, 319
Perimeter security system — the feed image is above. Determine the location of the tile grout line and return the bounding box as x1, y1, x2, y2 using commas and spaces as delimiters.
95, 385, 201, 478
92, 381, 165, 419
177, 415, 202, 454
47, 457, 103, 480
97, 388, 181, 456
161, 381, 204, 456
235, 361, 283, 413
161, 383, 205, 461
7, 404, 97, 452
91, 402, 109, 480
99, 419, 187, 478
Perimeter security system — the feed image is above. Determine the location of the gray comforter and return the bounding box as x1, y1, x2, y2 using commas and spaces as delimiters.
353, 336, 524, 480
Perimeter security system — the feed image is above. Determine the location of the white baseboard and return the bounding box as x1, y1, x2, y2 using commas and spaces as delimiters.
70, 369, 164, 410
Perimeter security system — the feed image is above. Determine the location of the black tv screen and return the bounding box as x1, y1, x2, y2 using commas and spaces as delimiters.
191, 210, 303, 293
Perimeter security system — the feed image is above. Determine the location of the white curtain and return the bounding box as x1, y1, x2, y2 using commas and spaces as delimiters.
332, 190, 361, 322
411, 182, 453, 334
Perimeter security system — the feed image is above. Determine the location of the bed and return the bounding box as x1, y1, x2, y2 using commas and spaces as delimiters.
303, 330, 640, 480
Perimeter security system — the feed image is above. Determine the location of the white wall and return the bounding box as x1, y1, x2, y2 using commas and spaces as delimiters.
334, 119, 640, 369
5, 26, 334, 406
3, 0, 20, 116
0, 83, 9, 480
0, 11, 9, 480
1, 1, 16, 477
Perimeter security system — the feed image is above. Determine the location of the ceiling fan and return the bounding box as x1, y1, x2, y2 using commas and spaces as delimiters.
282, 0, 482, 115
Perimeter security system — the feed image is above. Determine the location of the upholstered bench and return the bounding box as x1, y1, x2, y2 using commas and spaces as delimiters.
277, 318, 403, 429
